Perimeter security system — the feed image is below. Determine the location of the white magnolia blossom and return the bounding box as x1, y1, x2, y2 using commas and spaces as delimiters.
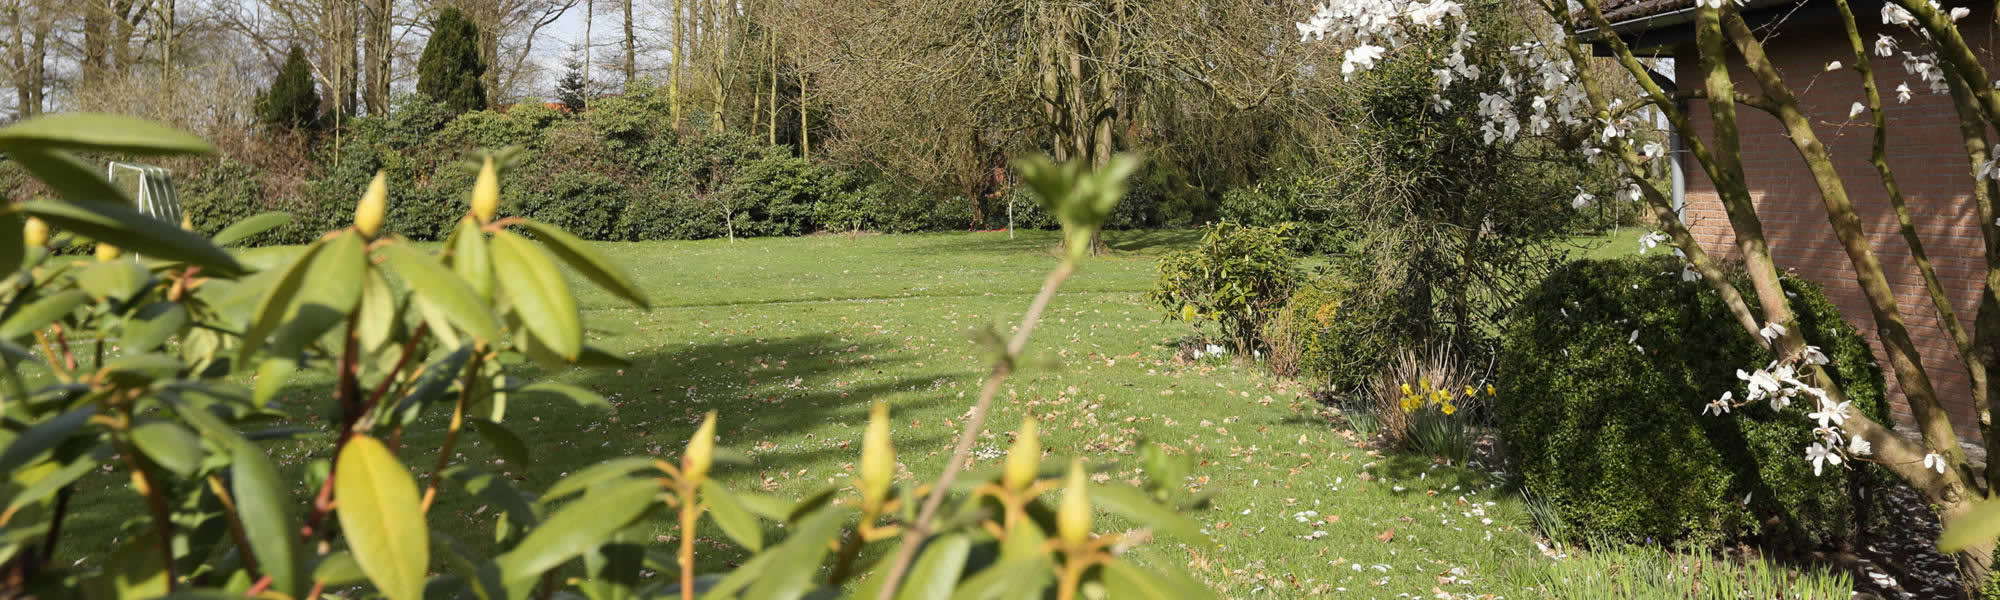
1882, 3, 1916, 26
1896, 82, 1915, 103
1950, 6, 1972, 21
1758, 321, 1788, 343
1806, 443, 1842, 476
1570, 188, 1594, 209
1681, 264, 1703, 282
1848, 435, 1872, 456
1639, 141, 1665, 162
1849, 102, 1867, 119
1704, 392, 1734, 416
1638, 231, 1669, 254
1876, 34, 1898, 57
1342, 44, 1387, 77
1825, 61, 1843, 72
1925, 452, 1948, 474
1619, 182, 1644, 203
1980, 157, 2000, 181
1808, 400, 1851, 428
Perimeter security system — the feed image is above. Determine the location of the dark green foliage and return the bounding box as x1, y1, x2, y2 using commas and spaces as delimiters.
554, 58, 590, 113
259, 46, 321, 131
416, 8, 488, 113
1215, 173, 1350, 254
1148, 222, 1301, 352
1270, 275, 1400, 393
1498, 255, 1889, 550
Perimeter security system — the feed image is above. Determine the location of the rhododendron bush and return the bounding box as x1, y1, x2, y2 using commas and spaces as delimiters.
1301, 0, 2000, 587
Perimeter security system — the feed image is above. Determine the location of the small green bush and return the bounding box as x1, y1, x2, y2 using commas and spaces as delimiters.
1268, 274, 1402, 393
1498, 255, 1889, 550
1216, 173, 1349, 254
1148, 222, 1301, 352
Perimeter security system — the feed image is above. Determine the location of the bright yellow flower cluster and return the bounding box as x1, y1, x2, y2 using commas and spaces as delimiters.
1397, 380, 1496, 415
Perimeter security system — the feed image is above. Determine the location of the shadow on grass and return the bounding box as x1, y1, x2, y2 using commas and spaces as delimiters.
1371, 450, 1496, 496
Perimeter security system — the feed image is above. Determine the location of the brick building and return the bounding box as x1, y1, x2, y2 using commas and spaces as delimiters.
1591, 0, 1992, 436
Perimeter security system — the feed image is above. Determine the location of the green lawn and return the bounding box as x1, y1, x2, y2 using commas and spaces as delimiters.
50, 227, 1818, 598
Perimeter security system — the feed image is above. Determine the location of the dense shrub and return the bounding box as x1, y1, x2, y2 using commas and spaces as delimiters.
1268, 274, 1402, 393
1498, 255, 1889, 550
1215, 172, 1350, 254
1148, 222, 1301, 352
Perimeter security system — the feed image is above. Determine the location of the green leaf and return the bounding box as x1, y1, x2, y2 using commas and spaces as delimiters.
452, 218, 494, 300
0, 113, 213, 155
233, 440, 305, 597
495, 478, 660, 580
20, 196, 245, 277
947, 558, 1051, 600
378, 243, 501, 344
98, 353, 184, 386
211, 212, 293, 247
999, 514, 1046, 562
313, 552, 366, 587
119, 302, 189, 352
75, 259, 150, 303
357, 269, 397, 352
6, 445, 108, 514
743, 507, 849, 600
898, 533, 972, 600
1943, 498, 2000, 552
129, 421, 200, 477
541, 457, 658, 500
0, 289, 87, 339
252, 358, 297, 408
490, 230, 581, 360
1091, 483, 1212, 546
517, 219, 651, 309
0, 406, 94, 474
10, 147, 131, 207
468, 419, 530, 465
239, 234, 365, 362
1100, 560, 1218, 600
696, 545, 781, 600
334, 435, 429, 600
699, 480, 762, 552
514, 381, 610, 411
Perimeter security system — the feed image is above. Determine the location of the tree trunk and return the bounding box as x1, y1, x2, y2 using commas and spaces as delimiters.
82, 0, 109, 91
670, 0, 683, 127
364, 0, 391, 115
621, 0, 634, 86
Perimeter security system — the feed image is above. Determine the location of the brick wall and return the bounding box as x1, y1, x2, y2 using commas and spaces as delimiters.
1675, 19, 1992, 437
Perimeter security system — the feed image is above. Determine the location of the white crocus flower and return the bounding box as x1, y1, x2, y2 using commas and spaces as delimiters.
1806, 443, 1841, 476
1924, 452, 1948, 474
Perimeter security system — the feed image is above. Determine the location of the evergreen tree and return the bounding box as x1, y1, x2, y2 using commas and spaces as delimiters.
416, 8, 487, 113
554, 58, 590, 112
258, 46, 321, 130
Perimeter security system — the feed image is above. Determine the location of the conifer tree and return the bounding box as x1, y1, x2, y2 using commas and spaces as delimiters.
416, 8, 488, 113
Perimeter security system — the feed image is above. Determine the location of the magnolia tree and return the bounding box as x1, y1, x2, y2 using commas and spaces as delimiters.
1303, 0, 2000, 586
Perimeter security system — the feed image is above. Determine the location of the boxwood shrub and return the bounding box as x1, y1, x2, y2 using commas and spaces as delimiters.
1497, 255, 1888, 550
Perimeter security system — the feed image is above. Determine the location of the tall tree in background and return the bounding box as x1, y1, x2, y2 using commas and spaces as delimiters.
417, 7, 488, 112
362, 0, 393, 114
3, 0, 54, 119
554, 57, 589, 111
259, 45, 322, 130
